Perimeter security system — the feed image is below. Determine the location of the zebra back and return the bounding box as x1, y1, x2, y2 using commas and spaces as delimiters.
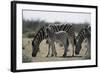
48, 24, 75, 38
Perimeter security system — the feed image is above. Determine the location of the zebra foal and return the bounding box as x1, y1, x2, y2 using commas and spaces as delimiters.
45, 25, 69, 57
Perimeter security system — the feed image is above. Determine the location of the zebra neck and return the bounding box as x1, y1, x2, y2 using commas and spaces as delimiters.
33, 27, 46, 49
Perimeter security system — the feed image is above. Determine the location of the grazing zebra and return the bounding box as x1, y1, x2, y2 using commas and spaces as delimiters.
32, 24, 76, 57
75, 26, 91, 58
45, 25, 69, 57
32, 26, 47, 57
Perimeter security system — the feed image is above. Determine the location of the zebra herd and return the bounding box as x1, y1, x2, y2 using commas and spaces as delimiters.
32, 24, 91, 58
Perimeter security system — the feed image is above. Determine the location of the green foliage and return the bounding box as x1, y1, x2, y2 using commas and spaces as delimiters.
27, 32, 35, 38
23, 19, 90, 38
23, 19, 49, 38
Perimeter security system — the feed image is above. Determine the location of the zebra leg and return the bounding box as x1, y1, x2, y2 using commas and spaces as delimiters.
70, 38, 74, 56
51, 43, 56, 57
51, 46, 54, 57
51, 44, 54, 57
63, 44, 68, 57
46, 44, 51, 57
53, 44, 57, 57
63, 38, 69, 57
72, 41, 74, 56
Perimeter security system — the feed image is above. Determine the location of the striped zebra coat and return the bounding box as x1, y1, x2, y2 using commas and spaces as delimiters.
75, 26, 91, 58
45, 25, 69, 57
32, 24, 76, 57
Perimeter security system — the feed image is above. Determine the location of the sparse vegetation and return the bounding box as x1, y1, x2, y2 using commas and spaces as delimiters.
23, 19, 50, 38
22, 19, 91, 63
23, 19, 90, 38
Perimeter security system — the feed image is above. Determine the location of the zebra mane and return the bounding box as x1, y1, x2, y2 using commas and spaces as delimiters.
32, 25, 47, 47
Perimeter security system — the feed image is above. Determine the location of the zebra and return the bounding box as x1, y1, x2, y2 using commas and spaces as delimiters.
45, 25, 69, 57
32, 26, 47, 57
75, 25, 91, 58
32, 24, 76, 57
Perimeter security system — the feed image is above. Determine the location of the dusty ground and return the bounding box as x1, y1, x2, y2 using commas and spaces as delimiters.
22, 38, 90, 63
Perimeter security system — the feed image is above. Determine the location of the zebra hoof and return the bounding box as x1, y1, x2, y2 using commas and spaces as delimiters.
46, 55, 48, 57
46, 54, 49, 57
51, 54, 54, 57
55, 54, 57, 57
63, 54, 66, 57
55, 53, 57, 57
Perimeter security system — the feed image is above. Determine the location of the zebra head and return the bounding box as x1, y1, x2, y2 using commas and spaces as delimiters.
45, 25, 54, 37
75, 28, 85, 55
75, 28, 86, 55
75, 38, 81, 55
32, 40, 39, 57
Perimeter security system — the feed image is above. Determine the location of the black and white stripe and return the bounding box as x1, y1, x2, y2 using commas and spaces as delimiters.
32, 26, 46, 49
75, 26, 91, 55
32, 24, 76, 57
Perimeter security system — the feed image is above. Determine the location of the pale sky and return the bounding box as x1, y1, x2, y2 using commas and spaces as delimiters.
23, 10, 91, 24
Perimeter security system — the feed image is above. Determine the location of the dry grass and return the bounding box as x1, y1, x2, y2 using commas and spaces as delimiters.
22, 38, 90, 63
